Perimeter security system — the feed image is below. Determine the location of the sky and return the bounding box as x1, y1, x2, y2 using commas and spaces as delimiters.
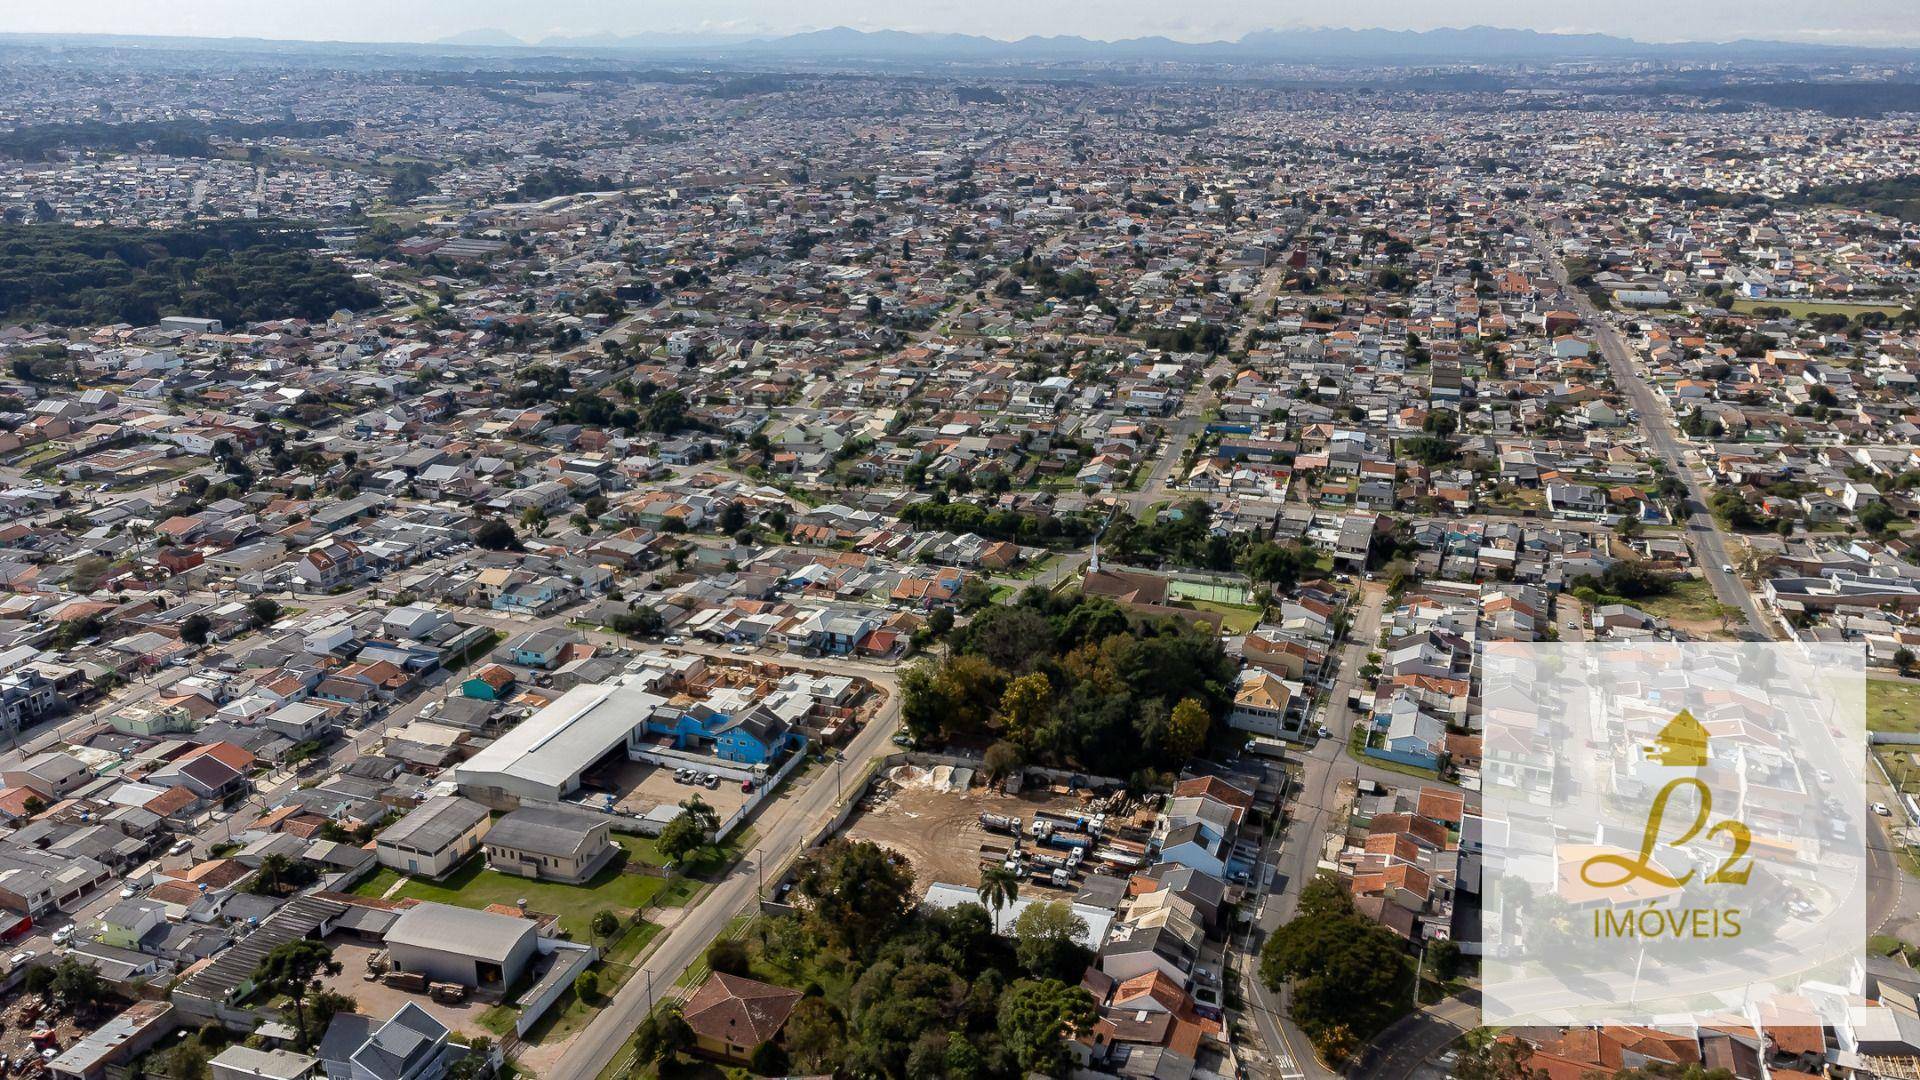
1, 0, 1918, 49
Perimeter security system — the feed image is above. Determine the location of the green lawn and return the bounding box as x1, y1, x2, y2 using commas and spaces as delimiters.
616, 833, 670, 869
390, 853, 666, 940
1180, 599, 1264, 634
1586, 577, 1731, 627
1870, 679, 1920, 734
350, 867, 402, 898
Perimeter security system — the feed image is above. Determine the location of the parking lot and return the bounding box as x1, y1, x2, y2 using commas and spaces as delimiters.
596, 758, 752, 821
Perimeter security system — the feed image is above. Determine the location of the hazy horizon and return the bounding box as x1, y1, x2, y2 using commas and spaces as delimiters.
2, 1, 1918, 50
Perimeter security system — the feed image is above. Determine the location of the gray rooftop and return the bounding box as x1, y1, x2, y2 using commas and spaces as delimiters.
377, 795, 489, 855
384, 901, 535, 963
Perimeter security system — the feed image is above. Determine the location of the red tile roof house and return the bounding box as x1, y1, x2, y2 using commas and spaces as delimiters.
681, 973, 802, 1064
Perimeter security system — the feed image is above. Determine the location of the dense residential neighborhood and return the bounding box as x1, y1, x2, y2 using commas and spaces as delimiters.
0, 18, 1916, 1080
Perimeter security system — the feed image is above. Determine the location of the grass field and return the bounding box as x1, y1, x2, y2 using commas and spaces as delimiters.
391, 852, 666, 940
1590, 577, 1732, 628
1732, 298, 1910, 319
350, 867, 402, 898
1180, 599, 1264, 634
1870, 679, 1920, 734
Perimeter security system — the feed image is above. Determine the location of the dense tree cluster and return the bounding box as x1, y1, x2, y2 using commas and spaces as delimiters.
1104, 499, 1318, 586
899, 498, 1099, 544
506, 165, 614, 201
0, 221, 378, 327
725, 839, 1099, 1078
902, 589, 1235, 781
0, 118, 350, 162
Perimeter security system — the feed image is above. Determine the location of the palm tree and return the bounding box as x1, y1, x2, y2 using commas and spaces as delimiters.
977, 865, 1019, 932
258, 853, 293, 895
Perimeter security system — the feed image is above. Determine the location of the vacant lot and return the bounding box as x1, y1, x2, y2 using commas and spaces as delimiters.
1871, 679, 1920, 734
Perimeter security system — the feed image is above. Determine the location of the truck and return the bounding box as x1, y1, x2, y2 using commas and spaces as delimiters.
1036, 810, 1103, 835
1029, 849, 1079, 871
1045, 829, 1093, 851
979, 813, 1022, 834
1092, 847, 1146, 870
1029, 866, 1072, 888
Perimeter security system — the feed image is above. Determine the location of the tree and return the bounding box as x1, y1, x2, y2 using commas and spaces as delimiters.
1452, 1034, 1541, 1080
793, 839, 915, 958
1899, 648, 1917, 677
1165, 697, 1212, 761
180, 613, 213, 646
631, 1002, 693, 1067
656, 799, 716, 866
248, 598, 282, 628
982, 739, 1023, 783
445, 1036, 497, 1080
748, 1039, 789, 1076
253, 938, 342, 1048
39, 958, 106, 1015
997, 672, 1054, 744
977, 865, 1020, 932
926, 606, 955, 637
473, 518, 522, 552
590, 910, 619, 948
1861, 500, 1896, 535
998, 978, 1096, 1076
707, 937, 751, 976
1012, 900, 1089, 980
573, 969, 599, 1002
963, 605, 1055, 672
1260, 876, 1411, 1055
783, 997, 844, 1073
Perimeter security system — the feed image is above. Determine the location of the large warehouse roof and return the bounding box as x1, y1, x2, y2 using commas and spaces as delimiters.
387, 901, 535, 963
456, 679, 665, 796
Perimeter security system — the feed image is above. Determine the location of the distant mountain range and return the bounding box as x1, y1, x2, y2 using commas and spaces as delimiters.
422, 24, 1920, 64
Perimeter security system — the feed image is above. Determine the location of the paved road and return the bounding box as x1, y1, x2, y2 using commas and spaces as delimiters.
549, 660, 903, 1080
1352, 991, 1481, 1080
1529, 227, 1771, 640
1237, 586, 1391, 1080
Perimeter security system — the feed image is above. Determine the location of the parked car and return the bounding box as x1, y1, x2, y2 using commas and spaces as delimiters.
702, 773, 720, 789
50, 927, 72, 947
168, 838, 193, 856
119, 883, 138, 899
1874, 802, 1892, 816
730, 644, 750, 654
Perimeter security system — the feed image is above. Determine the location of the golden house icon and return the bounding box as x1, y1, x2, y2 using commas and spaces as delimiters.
1644, 708, 1709, 767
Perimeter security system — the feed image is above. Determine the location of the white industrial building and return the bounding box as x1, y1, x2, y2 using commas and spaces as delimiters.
454, 678, 666, 808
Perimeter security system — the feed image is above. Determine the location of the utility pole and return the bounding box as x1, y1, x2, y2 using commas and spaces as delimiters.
1412, 938, 1427, 1008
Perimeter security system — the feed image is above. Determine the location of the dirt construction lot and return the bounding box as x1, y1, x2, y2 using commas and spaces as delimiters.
841, 765, 1146, 893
